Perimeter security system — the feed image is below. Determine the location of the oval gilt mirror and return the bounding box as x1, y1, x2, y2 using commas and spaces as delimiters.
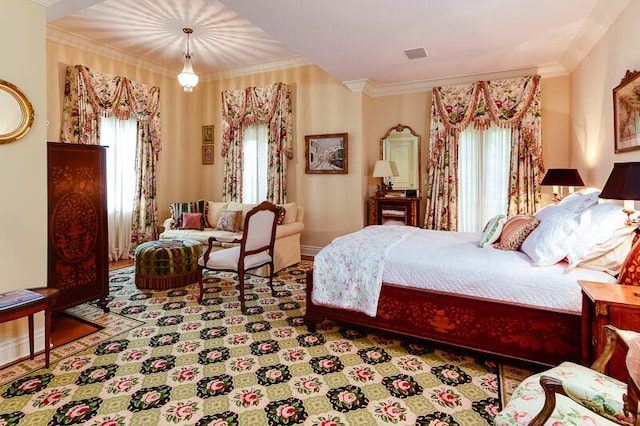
380, 124, 420, 190
0, 80, 34, 144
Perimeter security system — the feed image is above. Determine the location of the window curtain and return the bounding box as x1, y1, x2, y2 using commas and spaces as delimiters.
426, 75, 542, 230
220, 83, 293, 203
60, 65, 161, 249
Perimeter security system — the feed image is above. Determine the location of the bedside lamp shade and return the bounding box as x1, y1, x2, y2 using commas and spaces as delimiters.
540, 168, 585, 187
599, 162, 640, 201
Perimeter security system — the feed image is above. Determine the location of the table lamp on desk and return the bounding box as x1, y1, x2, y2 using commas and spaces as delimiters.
373, 160, 399, 197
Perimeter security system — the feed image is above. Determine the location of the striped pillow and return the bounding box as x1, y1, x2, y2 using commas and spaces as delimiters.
169, 200, 207, 229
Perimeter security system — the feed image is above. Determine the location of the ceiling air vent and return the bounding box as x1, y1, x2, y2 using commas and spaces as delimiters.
404, 47, 428, 60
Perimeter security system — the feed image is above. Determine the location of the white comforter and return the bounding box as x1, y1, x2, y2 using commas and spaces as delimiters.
312, 226, 615, 315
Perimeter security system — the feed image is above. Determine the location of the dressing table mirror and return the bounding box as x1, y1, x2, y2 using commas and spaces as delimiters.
380, 124, 420, 190
371, 124, 421, 227
0, 80, 34, 144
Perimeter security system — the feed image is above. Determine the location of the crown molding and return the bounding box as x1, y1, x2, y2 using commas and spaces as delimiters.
31, 0, 61, 6
47, 25, 311, 83
344, 64, 569, 97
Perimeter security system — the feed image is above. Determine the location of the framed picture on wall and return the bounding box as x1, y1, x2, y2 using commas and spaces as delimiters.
304, 133, 348, 174
613, 70, 640, 153
202, 125, 214, 145
202, 145, 214, 165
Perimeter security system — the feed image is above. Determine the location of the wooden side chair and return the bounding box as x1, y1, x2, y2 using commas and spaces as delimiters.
197, 201, 278, 313
494, 325, 639, 425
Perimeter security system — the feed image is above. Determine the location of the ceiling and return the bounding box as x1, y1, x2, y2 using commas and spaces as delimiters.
43, 0, 630, 94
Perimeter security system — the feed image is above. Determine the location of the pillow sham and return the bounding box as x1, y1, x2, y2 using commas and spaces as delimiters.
478, 214, 506, 248
565, 202, 631, 268
206, 201, 229, 229
180, 212, 204, 230
557, 189, 600, 213
578, 232, 635, 276
215, 210, 242, 232
493, 215, 539, 251
520, 206, 581, 266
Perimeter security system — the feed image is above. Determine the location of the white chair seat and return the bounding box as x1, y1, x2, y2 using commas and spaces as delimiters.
199, 245, 272, 271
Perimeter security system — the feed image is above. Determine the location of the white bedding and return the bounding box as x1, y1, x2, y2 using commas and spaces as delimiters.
313, 226, 616, 315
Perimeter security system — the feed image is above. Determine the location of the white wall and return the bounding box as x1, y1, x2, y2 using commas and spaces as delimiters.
0, 0, 48, 365
570, 0, 640, 188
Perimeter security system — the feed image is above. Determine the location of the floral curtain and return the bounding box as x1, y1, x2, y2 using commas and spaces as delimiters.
426, 75, 542, 230
60, 65, 161, 247
220, 82, 293, 203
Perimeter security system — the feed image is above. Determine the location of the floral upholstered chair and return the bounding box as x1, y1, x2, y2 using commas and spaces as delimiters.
494, 325, 639, 426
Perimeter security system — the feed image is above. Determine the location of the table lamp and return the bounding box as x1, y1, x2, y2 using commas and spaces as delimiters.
599, 162, 640, 225
373, 160, 396, 197
540, 168, 585, 203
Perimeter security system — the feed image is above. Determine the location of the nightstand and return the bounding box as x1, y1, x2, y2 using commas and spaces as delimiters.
370, 196, 420, 226
579, 280, 640, 380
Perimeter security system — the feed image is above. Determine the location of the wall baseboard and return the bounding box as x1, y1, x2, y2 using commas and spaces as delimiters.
301, 245, 321, 258
0, 322, 45, 368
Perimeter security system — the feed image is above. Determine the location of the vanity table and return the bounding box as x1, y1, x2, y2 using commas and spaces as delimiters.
370, 196, 421, 226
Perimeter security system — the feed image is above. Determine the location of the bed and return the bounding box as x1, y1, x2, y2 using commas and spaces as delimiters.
304, 201, 632, 366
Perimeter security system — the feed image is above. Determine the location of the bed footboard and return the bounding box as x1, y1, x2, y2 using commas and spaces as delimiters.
305, 269, 581, 366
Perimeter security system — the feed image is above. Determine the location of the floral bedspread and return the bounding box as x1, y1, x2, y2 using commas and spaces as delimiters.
311, 225, 419, 316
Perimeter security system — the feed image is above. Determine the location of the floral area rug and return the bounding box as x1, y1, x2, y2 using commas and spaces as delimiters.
0, 261, 503, 425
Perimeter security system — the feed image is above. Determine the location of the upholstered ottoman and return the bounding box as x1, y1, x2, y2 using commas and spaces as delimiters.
134, 239, 202, 290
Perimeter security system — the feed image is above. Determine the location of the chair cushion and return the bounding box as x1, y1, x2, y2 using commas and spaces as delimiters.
494, 361, 627, 426
199, 245, 272, 271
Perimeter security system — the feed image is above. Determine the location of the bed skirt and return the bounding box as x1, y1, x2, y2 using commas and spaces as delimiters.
304, 269, 582, 366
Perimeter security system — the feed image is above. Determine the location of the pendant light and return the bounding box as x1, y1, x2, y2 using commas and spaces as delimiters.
177, 28, 199, 92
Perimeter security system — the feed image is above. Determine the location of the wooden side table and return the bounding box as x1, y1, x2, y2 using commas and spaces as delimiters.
0, 288, 59, 367
370, 196, 421, 226
579, 280, 640, 380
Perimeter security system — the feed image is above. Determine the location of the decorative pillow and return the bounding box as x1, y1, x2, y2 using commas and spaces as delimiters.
275, 205, 286, 225
206, 201, 229, 229
180, 212, 204, 230
478, 214, 507, 248
227, 202, 257, 231
521, 205, 582, 266
578, 233, 635, 276
557, 189, 600, 213
565, 202, 631, 268
493, 214, 540, 251
215, 210, 242, 232
169, 199, 207, 229
617, 233, 640, 285
277, 202, 298, 224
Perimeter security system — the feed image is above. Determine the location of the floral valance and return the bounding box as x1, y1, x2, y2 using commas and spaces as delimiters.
60, 65, 161, 154
220, 82, 293, 159
430, 75, 541, 139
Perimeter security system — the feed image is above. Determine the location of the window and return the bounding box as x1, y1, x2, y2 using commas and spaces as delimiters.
242, 124, 268, 204
100, 116, 137, 260
457, 125, 510, 232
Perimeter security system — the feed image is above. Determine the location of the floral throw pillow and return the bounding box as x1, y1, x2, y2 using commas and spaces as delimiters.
215, 210, 242, 232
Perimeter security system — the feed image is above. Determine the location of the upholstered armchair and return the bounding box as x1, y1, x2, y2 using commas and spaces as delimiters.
494, 325, 639, 426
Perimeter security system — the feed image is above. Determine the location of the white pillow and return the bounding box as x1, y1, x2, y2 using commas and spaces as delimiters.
478, 214, 507, 248
521, 206, 582, 266
565, 202, 630, 268
557, 189, 600, 213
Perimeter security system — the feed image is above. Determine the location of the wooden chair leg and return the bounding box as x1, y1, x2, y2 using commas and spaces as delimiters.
197, 268, 204, 304
239, 270, 246, 314
268, 263, 276, 297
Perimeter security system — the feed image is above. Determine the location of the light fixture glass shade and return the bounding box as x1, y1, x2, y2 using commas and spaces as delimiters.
373, 160, 393, 178
177, 56, 199, 92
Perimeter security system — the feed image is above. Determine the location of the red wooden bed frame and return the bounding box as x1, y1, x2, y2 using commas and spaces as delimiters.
304, 269, 582, 366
